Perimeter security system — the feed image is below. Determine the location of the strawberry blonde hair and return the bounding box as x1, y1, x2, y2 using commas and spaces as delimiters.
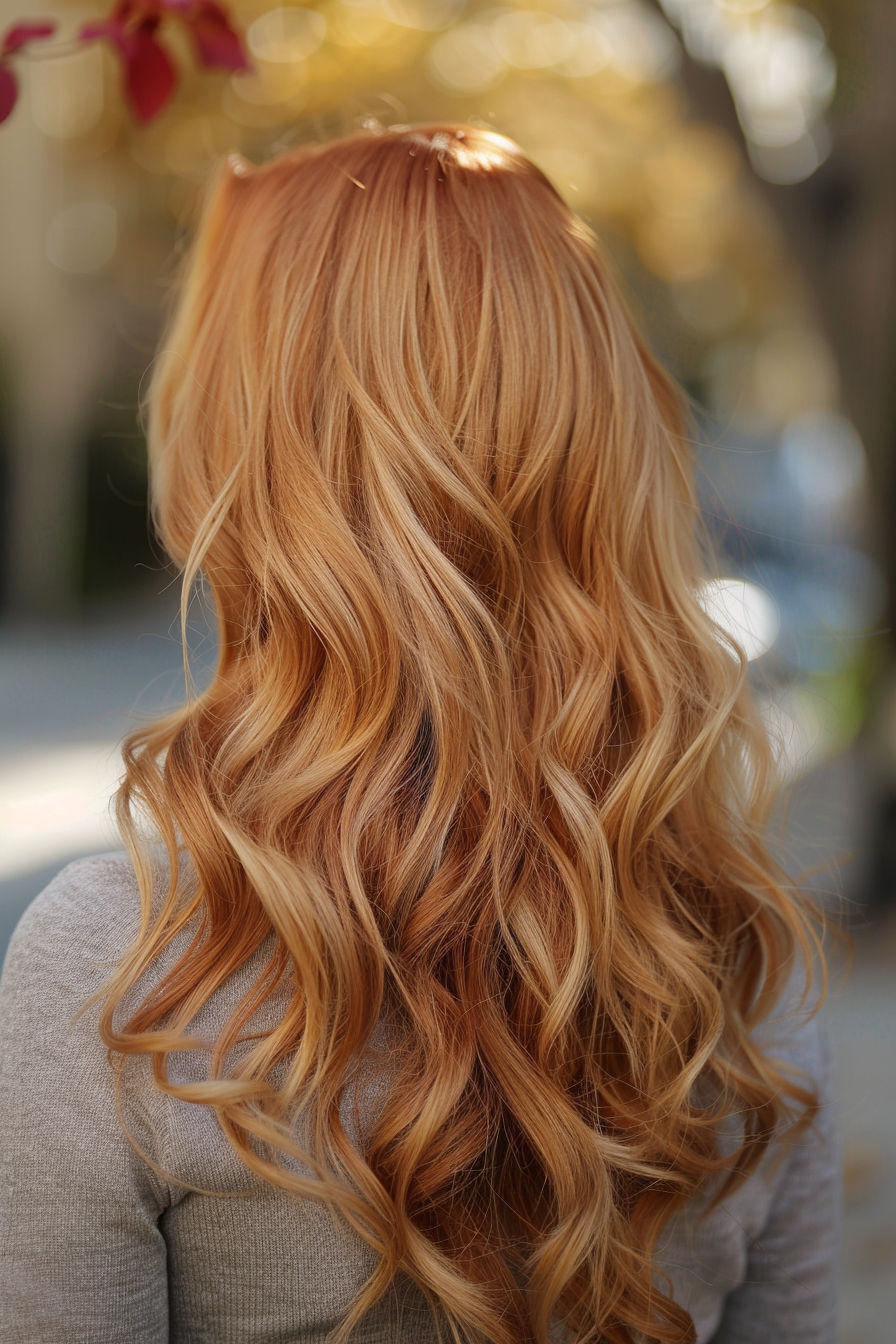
104, 125, 825, 1344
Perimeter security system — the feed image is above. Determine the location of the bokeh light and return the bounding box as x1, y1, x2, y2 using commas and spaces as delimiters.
656, 0, 836, 182
698, 577, 781, 662
45, 200, 117, 272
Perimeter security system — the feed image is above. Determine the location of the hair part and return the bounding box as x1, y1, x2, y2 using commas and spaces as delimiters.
104, 124, 827, 1344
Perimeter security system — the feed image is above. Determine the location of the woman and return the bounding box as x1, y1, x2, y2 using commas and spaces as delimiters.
0, 125, 839, 1344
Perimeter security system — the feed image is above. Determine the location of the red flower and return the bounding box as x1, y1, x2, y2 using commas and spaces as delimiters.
0, 20, 57, 125
79, 1, 248, 123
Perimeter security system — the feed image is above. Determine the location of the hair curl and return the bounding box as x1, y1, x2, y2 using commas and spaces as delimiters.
103, 125, 826, 1344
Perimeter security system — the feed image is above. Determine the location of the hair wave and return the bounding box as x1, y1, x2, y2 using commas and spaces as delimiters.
103, 125, 826, 1344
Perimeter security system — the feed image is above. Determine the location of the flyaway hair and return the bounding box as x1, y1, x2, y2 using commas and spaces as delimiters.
103, 125, 826, 1344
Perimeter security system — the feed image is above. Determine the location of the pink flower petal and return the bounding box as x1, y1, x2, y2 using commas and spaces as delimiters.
125, 23, 177, 121
0, 62, 18, 123
1, 20, 57, 57
81, 16, 176, 122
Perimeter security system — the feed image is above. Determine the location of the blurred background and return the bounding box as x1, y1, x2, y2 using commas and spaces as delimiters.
0, 0, 893, 1337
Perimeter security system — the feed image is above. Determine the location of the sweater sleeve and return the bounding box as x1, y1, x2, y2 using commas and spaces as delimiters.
709, 1000, 842, 1344
0, 856, 172, 1344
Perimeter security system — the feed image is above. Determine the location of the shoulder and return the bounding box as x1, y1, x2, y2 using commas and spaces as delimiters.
0, 854, 178, 1274
0, 852, 143, 1001
0, 849, 186, 1035
0, 851, 178, 1181
6, 851, 141, 951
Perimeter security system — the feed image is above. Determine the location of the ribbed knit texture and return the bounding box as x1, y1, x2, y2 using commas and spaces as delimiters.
0, 854, 841, 1343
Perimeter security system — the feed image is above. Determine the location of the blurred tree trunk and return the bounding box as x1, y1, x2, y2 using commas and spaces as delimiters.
0, 72, 114, 618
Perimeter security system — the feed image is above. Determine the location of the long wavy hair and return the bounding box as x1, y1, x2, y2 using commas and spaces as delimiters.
103, 125, 825, 1344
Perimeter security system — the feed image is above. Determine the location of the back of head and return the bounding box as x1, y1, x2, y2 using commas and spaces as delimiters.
109, 125, 823, 1344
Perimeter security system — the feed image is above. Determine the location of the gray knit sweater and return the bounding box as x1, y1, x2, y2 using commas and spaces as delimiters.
0, 854, 841, 1343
